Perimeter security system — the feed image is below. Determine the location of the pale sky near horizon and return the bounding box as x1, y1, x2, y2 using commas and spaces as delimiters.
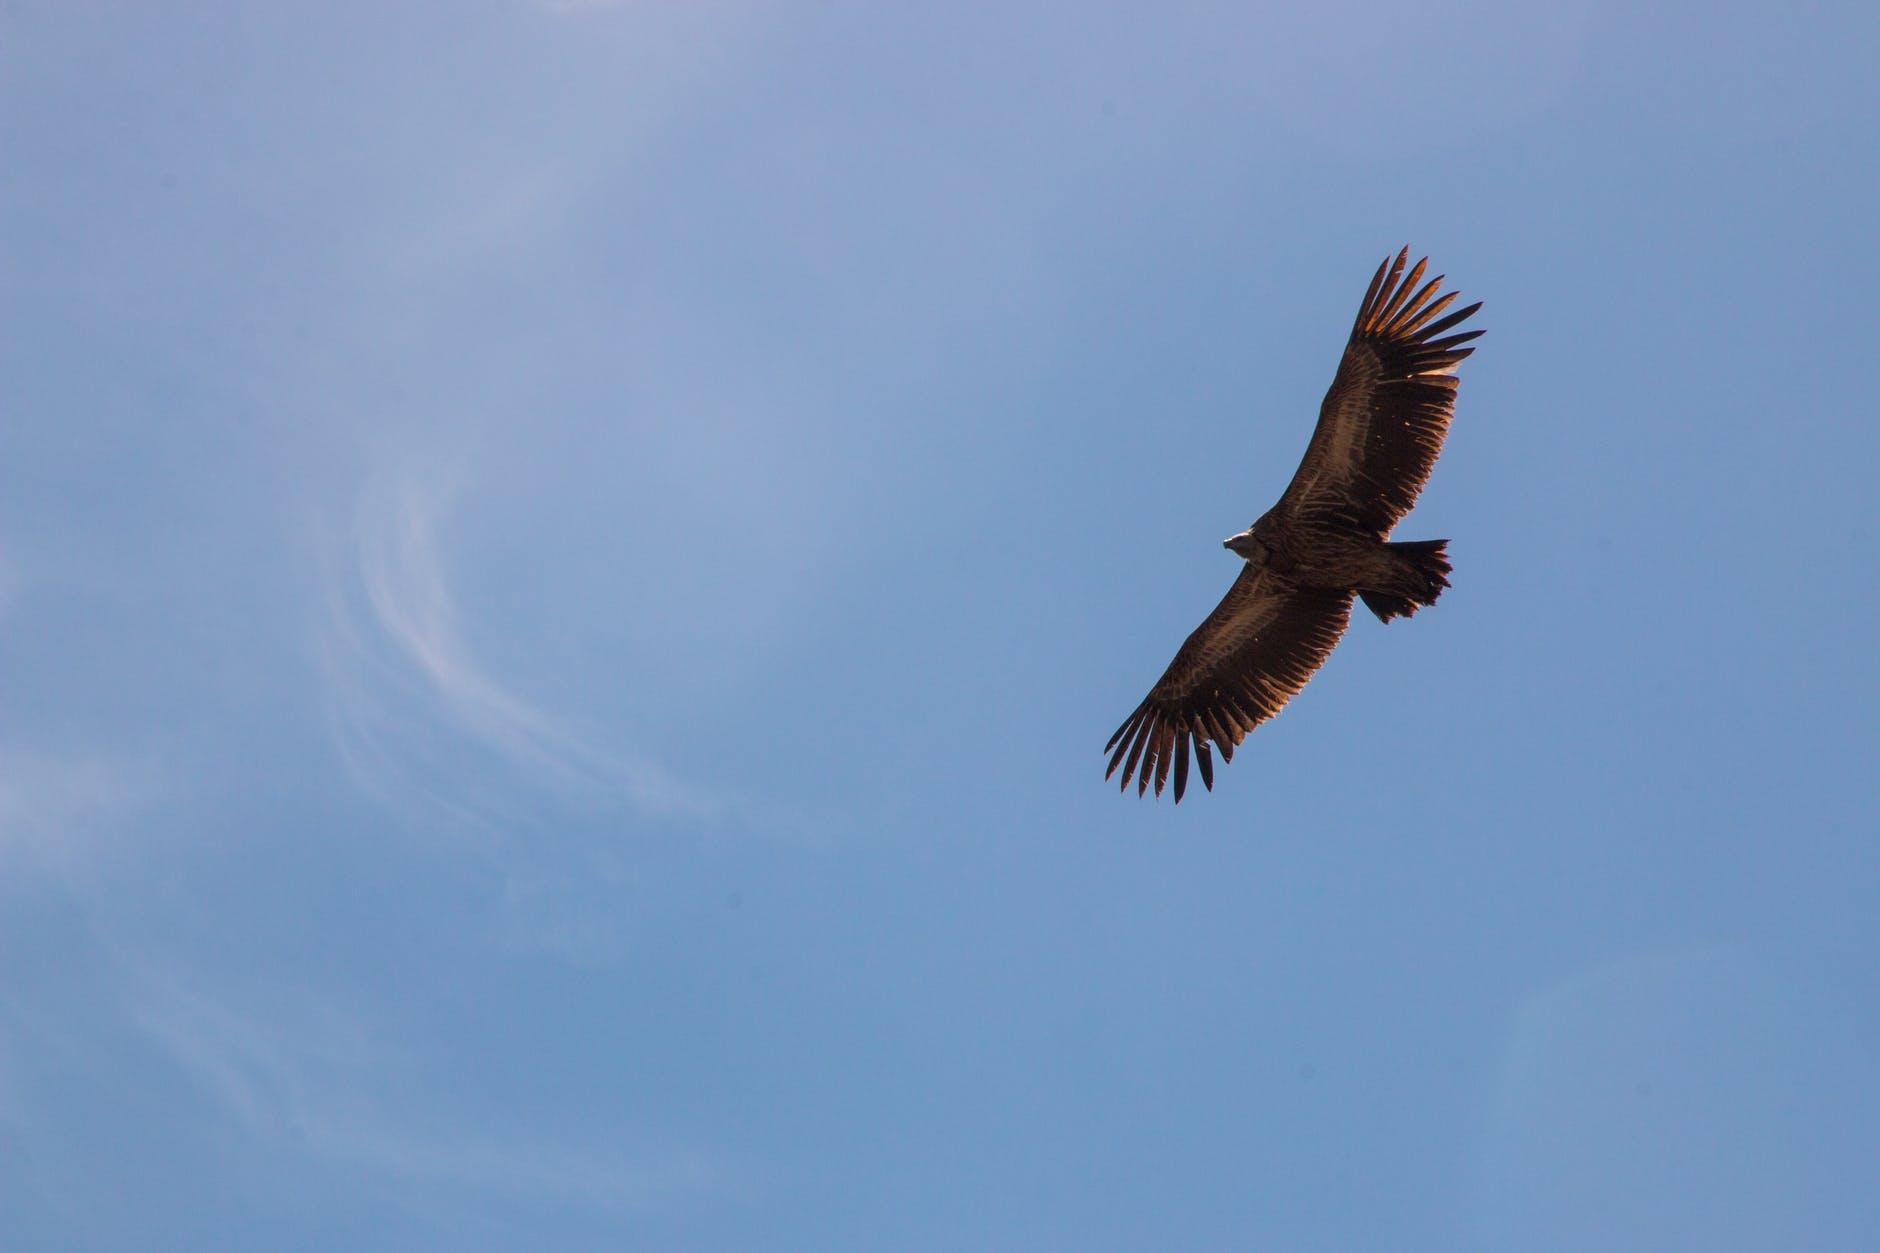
5, 3, 1879, 1249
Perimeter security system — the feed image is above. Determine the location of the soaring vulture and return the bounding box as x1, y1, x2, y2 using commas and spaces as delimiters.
1105, 248, 1482, 801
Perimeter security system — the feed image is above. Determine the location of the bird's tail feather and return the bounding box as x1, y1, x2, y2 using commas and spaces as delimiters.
1360, 539, 1450, 623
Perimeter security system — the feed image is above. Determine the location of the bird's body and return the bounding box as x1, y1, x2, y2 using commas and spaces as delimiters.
1106, 249, 1482, 801
1231, 511, 1453, 621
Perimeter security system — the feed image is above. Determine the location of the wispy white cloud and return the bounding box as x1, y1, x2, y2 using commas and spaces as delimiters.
303, 1116, 717, 1210
319, 467, 722, 831
130, 966, 720, 1210
0, 749, 153, 871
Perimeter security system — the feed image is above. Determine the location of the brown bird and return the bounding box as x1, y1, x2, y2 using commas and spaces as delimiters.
1105, 248, 1482, 801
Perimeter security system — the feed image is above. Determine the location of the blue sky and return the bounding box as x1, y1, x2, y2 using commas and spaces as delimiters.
5, 2, 1878, 1248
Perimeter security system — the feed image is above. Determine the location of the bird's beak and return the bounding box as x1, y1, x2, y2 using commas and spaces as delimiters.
1223, 529, 1252, 551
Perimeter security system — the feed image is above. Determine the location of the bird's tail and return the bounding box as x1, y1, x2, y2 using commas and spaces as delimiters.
1359, 539, 1450, 623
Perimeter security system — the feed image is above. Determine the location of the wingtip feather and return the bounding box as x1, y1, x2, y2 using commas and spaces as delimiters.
1172, 727, 1191, 802
1120, 717, 1152, 793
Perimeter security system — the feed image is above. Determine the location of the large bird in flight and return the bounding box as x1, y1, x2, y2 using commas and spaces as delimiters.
1105, 248, 1482, 801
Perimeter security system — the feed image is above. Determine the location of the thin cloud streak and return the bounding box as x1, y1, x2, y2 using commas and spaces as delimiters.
319, 467, 722, 830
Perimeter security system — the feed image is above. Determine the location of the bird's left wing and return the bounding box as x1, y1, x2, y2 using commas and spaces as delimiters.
1105, 567, 1354, 801
1275, 248, 1483, 536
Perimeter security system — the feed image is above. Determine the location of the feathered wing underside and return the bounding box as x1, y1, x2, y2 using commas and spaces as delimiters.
1104, 568, 1353, 802
1278, 248, 1483, 536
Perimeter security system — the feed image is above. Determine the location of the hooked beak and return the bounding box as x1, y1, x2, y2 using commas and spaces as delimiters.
1223, 528, 1254, 552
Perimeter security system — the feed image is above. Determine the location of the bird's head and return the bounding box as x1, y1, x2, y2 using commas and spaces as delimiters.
1223, 528, 1267, 564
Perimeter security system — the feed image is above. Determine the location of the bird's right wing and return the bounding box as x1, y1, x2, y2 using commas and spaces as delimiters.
1105, 567, 1353, 801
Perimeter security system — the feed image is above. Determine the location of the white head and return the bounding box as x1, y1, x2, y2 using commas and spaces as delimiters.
1223, 528, 1267, 564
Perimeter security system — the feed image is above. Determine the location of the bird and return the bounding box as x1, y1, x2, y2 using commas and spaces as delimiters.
1105, 248, 1482, 802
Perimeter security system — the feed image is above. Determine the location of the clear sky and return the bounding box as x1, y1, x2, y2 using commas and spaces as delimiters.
5, 2, 1878, 1249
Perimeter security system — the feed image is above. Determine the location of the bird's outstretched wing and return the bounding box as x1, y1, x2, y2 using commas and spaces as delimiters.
1276, 248, 1483, 536
1105, 568, 1353, 801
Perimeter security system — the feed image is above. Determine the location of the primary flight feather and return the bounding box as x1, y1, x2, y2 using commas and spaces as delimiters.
1105, 248, 1482, 801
